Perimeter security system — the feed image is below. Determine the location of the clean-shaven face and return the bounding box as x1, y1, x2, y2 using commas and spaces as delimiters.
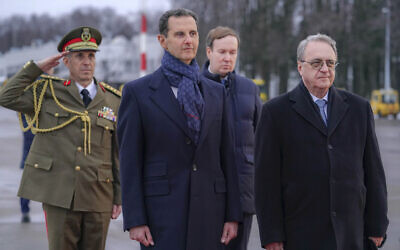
158, 16, 199, 64
207, 35, 238, 77
297, 41, 336, 97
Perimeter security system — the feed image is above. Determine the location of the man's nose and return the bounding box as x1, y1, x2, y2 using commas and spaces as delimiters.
320, 61, 329, 72
183, 35, 193, 43
223, 53, 231, 61
82, 56, 91, 64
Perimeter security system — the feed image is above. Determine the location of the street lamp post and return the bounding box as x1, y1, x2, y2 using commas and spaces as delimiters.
383, 0, 391, 90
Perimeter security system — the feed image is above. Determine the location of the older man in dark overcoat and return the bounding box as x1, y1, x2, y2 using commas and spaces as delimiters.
255, 34, 388, 250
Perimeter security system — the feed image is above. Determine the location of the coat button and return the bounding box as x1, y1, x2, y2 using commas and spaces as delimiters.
77, 146, 82, 152
192, 164, 197, 171
54, 113, 59, 117
81, 128, 85, 132
332, 211, 337, 217
105, 126, 109, 131
328, 144, 333, 150
106, 178, 110, 183
84, 111, 89, 114
75, 166, 81, 171
34, 163, 39, 168
185, 137, 192, 145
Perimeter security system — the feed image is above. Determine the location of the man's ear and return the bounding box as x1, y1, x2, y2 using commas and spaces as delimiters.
157, 34, 168, 50
297, 61, 303, 76
63, 56, 69, 67
206, 47, 212, 60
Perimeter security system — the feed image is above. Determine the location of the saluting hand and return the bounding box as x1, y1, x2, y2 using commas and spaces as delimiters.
220, 221, 238, 245
36, 51, 69, 74
129, 225, 154, 247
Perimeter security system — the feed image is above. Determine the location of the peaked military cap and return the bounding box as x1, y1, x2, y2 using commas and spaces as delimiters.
57, 26, 102, 52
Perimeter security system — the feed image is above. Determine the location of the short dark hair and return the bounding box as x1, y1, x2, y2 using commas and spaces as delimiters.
159, 8, 199, 37
206, 26, 240, 49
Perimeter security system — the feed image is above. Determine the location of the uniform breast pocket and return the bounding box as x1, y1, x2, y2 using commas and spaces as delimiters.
42, 105, 70, 135
94, 117, 115, 147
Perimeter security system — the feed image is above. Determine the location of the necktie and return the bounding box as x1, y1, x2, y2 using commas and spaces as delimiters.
81, 89, 91, 108
315, 99, 327, 126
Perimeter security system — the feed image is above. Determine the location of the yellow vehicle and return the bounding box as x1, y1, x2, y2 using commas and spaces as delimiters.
370, 89, 399, 117
252, 78, 268, 103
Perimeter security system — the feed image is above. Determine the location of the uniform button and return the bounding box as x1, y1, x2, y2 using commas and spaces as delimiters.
106, 178, 110, 183
84, 111, 89, 114
185, 137, 192, 145
192, 164, 197, 171
54, 113, 59, 117
75, 166, 81, 171
328, 144, 333, 150
77, 146, 82, 152
34, 163, 39, 168
81, 128, 85, 132
105, 126, 109, 131
332, 211, 337, 217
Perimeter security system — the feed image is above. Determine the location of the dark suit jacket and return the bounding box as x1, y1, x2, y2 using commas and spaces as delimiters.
202, 61, 262, 213
118, 68, 242, 250
254, 82, 388, 250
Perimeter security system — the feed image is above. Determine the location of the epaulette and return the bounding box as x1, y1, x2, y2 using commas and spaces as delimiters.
99, 82, 122, 97
39, 74, 66, 82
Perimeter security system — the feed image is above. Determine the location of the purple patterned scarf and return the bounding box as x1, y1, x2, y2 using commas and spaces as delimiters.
161, 50, 204, 145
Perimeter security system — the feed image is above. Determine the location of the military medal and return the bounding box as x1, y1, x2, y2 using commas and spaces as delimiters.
97, 106, 116, 122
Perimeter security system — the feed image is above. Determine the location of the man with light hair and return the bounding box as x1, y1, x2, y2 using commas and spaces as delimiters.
255, 33, 388, 250
202, 26, 262, 250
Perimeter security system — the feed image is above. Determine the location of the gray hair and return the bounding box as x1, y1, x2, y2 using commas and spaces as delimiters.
159, 8, 199, 37
297, 33, 337, 61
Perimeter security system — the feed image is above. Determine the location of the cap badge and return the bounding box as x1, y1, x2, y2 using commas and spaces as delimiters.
81, 28, 91, 42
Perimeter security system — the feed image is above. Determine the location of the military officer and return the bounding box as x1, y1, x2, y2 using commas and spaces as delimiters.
0, 26, 122, 250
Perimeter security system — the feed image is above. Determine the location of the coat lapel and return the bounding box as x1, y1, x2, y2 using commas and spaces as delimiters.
149, 69, 191, 138
88, 80, 105, 109
66, 80, 85, 106
289, 83, 327, 135
327, 87, 348, 136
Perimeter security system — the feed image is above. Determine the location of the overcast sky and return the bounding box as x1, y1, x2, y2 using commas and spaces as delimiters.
0, 0, 171, 19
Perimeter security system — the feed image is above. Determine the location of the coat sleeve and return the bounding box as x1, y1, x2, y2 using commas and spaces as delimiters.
117, 84, 147, 231
363, 103, 389, 237
112, 128, 121, 205
254, 104, 285, 247
0, 61, 42, 115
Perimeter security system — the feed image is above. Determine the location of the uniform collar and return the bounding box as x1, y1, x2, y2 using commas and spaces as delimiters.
76, 79, 97, 99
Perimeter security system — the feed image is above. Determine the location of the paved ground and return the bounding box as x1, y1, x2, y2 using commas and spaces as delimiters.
0, 106, 399, 249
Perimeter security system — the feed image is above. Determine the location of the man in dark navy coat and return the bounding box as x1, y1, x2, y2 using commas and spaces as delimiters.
255, 33, 388, 250
201, 26, 262, 250
117, 9, 242, 250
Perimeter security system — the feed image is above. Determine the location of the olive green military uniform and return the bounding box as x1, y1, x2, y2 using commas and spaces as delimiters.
0, 27, 121, 250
